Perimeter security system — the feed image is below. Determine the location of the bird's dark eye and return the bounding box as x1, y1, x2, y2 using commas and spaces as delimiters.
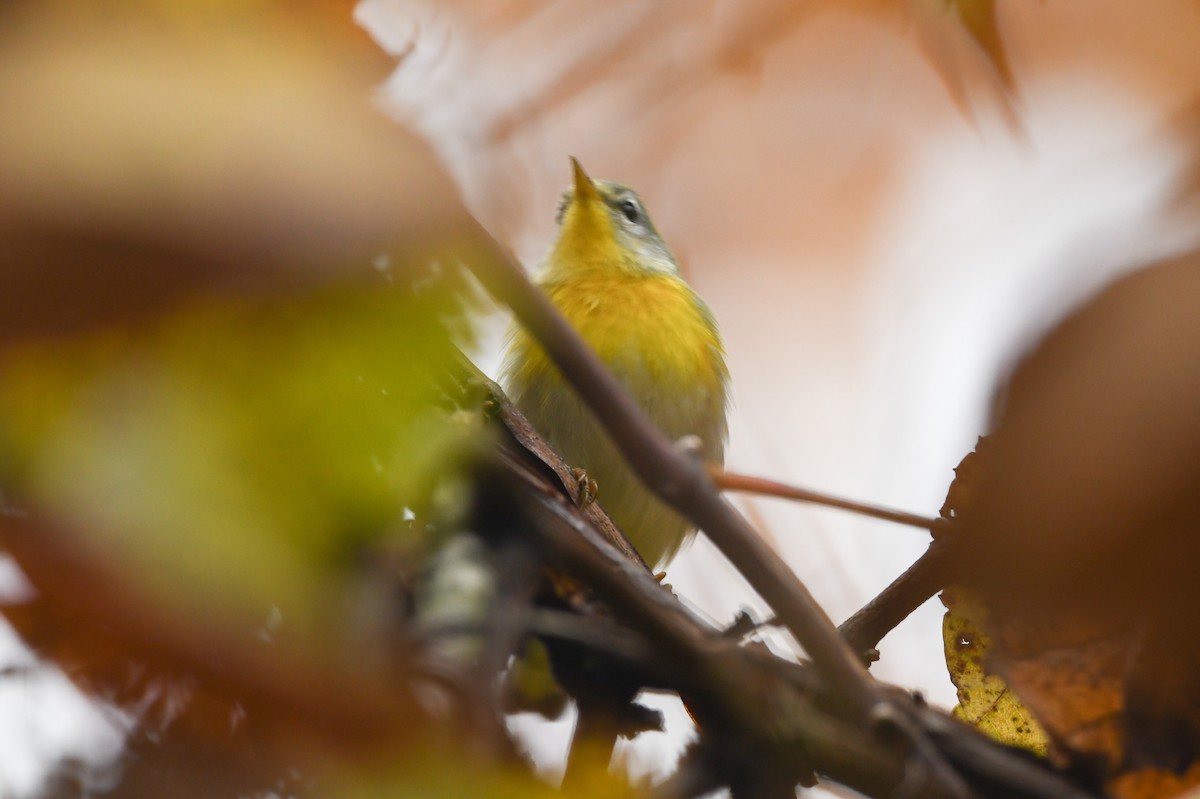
618, 199, 642, 224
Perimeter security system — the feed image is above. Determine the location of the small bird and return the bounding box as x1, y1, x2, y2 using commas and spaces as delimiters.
502, 159, 729, 569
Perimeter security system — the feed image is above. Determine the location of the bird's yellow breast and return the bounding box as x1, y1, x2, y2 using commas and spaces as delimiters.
534, 270, 725, 390
502, 266, 728, 567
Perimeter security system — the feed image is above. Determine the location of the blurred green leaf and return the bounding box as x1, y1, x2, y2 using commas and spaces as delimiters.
0, 276, 482, 654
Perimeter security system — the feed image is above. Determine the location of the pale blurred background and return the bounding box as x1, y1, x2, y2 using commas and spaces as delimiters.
4, 0, 1200, 795
356, 0, 1200, 784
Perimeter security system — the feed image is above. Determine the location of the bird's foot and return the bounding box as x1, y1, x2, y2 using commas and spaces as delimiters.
570, 467, 598, 510
673, 434, 705, 461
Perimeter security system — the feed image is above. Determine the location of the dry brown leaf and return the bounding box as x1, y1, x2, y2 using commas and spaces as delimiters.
1110, 762, 1200, 799
0, 2, 479, 343
950, 252, 1200, 788
987, 618, 1128, 767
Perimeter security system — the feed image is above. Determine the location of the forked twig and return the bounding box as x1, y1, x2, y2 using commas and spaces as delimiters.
484, 430, 1097, 799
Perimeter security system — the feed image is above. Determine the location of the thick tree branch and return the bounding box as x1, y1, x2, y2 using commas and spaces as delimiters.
481, 426, 1100, 799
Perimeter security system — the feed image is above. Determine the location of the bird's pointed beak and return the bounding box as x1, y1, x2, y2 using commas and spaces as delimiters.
570, 157, 600, 205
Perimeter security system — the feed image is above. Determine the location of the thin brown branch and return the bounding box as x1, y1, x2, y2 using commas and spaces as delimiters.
839, 544, 953, 655
460, 231, 884, 723
710, 467, 939, 530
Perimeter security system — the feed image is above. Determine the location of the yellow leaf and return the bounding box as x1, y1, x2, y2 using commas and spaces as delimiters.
942, 587, 1048, 756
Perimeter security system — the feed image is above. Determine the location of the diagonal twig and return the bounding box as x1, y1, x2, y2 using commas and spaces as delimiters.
710, 467, 939, 530
840, 543, 953, 655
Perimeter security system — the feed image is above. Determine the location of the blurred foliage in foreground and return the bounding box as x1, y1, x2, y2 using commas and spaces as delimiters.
0, 280, 474, 665
0, 2, 556, 797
